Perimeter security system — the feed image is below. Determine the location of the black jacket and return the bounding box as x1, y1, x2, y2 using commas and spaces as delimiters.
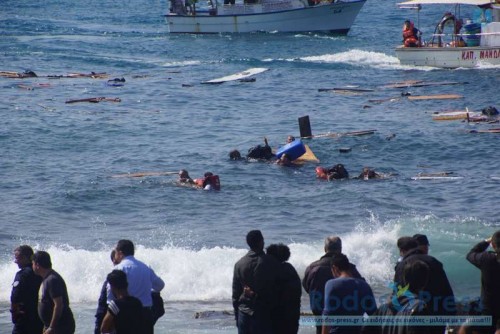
10, 265, 43, 327
302, 252, 363, 315
466, 240, 500, 318
394, 249, 456, 317
232, 250, 278, 318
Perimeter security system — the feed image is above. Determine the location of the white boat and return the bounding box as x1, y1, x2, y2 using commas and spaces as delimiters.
395, 0, 500, 68
165, 0, 366, 34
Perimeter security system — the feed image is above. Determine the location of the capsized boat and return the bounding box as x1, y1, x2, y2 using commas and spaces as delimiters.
165, 0, 366, 34
395, 0, 500, 68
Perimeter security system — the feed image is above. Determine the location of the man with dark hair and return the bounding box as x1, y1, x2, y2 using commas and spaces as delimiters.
394, 236, 455, 334
303, 236, 363, 334
362, 260, 431, 334
266, 243, 301, 334
466, 230, 500, 334
11, 245, 43, 334
322, 253, 376, 334
32, 251, 75, 334
232, 230, 278, 334
109, 240, 165, 334
413, 234, 430, 255
101, 270, 144, 334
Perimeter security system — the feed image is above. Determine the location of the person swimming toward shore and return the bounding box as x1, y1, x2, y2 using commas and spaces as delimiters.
357, 167, 381, 180
178, 169, 194, 184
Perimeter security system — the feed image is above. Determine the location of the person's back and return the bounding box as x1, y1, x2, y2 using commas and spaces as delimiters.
267, 243, 301, 334
303, 237, 363, 316
108, 295, 144, 334
322, 254, 376, 334
466, 231, 500, 332
232, 230, 278, 334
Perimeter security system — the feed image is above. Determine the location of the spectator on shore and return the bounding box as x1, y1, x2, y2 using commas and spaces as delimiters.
303, 236, 364, 334
362, 260, 432, 334
464, 230, 500, 334
32, 251, 75, 334
322, 253, 376, 334
266, 243, 301, 334
413, 234, 430, 255
94, 250, 118, 334
101, 270, 144, 334
108, 240, 165, 334
394, 236, 456, 334
232, 230, 278, 334
11, 245, 43, 334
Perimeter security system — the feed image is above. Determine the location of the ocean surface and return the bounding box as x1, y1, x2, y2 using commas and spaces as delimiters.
0, 0, 499, 332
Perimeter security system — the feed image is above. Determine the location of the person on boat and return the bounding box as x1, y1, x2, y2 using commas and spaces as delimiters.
357, 167, 381, 180
402, 20, 421, 47
178, 169, 194, 184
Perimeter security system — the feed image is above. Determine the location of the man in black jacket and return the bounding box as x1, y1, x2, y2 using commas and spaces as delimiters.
10, 245, 43, 334
394, 236, 456, 334
466, 230, 500, 334
302, 236, 363, 334
232, 230, 278, 334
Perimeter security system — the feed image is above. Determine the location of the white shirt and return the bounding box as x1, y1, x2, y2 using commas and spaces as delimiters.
107, 256, 165, 307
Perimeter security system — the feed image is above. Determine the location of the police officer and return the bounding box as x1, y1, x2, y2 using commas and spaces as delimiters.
11, 245, 43, 334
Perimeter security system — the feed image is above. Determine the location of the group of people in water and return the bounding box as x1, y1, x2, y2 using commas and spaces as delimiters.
233, 230, 500, 334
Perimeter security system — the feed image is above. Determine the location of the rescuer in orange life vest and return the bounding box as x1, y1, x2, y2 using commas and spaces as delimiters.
403, 20, 421, 47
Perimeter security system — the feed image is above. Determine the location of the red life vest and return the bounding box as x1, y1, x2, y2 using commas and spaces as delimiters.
195, 175, 221, 190
403, 21, 418, 47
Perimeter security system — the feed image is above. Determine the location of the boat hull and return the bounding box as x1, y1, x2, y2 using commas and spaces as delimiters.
165, 0, 366, 34
396, 46, 500, 68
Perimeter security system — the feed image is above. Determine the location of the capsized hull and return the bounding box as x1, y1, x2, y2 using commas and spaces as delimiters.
396, 46, 500, 68
165, 0, 366, 34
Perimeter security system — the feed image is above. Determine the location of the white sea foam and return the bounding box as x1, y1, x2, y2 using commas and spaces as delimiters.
161, 60, 202, 67
299, 49, 436, 71
0, 223, 402, 304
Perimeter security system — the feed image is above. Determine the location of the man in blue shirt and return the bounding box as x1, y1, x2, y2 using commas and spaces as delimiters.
322, 253, 376, 334
108, 240, 165, 334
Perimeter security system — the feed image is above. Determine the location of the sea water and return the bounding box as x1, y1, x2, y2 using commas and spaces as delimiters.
0, 0, 499, 332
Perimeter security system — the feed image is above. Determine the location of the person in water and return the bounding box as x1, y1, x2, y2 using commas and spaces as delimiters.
403, 20, 421, 47
229, 150, 243, 161
200, 172, 221, 191
357, 167, 381, 180
275, 153, 293, 167
178, 169, 194, 184
286, 135, 295, 144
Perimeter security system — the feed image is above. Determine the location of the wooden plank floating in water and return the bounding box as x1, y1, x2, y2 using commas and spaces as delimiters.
469, 128, 500, 134
411, 176, 464, 180
112, 171, 178, 178
382, 81, 468, 89
201, 68, 269, 84
306, 129, 376, 138
65, 97, 121, 104
407, 94, 463, 101
318, 87, 375, 93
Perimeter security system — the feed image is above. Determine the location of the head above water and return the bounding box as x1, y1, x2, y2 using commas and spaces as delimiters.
229, 150, 242, 160
286, 135, 295, 143
246, 230, 264, 251
179, 169, 190, 179
325, 236, 342, 253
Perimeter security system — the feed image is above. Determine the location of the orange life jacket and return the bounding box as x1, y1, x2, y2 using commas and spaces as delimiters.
195, 175, 221, 190
316, 166, 328, 180
403, 22, 418, 47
